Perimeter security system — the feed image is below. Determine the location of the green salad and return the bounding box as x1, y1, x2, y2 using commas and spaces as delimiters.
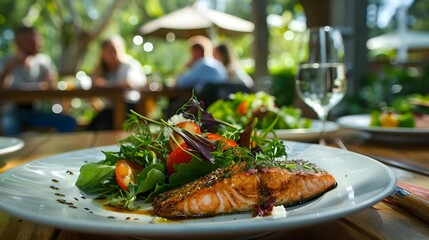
370, 94, 429, 128
75, 97, 287, 214
207, 92, 311, 130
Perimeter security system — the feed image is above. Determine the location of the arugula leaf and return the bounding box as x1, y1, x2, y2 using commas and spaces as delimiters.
135, 163, 165, 194
101, 151, 122, 165
169, 157, 220, 187
144, 157, 223, 202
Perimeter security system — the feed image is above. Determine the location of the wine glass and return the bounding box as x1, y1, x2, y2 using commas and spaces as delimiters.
295, 26, 347, 145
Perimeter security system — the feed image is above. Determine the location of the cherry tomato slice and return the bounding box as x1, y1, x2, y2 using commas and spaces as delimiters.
167, 143, 193, 175
115, 160, 143, 191
236, 100, 249, 116
170, 121, 202, 150
206, 133, 238, 150
176, 121, 202, 134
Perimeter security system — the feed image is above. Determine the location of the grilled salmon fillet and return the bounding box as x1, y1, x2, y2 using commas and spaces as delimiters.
152, 159, 336, 218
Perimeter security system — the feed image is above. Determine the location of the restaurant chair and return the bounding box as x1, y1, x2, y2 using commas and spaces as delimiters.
197, 82, 252, 108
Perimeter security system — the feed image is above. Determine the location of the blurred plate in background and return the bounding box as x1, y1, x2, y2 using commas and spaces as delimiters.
267, 120, 339, 142
337, 114, 429, 142
0, 137, 24, 156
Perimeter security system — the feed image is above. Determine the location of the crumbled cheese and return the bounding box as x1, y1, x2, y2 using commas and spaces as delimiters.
271, 205, 287, 218
167, 113, 188, 126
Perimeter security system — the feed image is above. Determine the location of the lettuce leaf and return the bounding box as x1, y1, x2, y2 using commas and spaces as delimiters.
75, 162, 116, 195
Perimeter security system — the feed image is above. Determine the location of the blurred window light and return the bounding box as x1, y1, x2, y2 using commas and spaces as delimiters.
367, 4, 378, 28
142, 65, 152, 75
376, 0, 413, 28
52, 104, 63, 114
391, 84, 403, 94
143, 42, 154, 52
283, 31, 294, 41
88, 8, 99, 20
166, 32, 176, 42
3, 29, 13, 40
125, 90, 141, 103
57, 81, 68, 91
285, 58, 295, 68
133, 35, 144, 46
267, 14, 284, 27
128, 15, 138, 25
71, 98, 82, 108
149, 82, 161, 91
76, 71, 86, 80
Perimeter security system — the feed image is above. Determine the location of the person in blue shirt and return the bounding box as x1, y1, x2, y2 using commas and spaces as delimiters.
176, 35, 227, 94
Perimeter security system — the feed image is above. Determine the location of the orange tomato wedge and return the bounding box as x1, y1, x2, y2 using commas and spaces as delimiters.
206, 133, 238, 150
115, 160, 143, 191
236, 101, 249, 115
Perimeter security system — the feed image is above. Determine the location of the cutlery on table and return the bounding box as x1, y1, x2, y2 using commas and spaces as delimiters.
386, 186, 429, 224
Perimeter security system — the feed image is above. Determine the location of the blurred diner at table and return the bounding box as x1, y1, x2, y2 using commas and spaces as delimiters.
214, 42, 254, 89
0, 26, 76, 136
87, 35, 147, 131
175, 35, 228, 94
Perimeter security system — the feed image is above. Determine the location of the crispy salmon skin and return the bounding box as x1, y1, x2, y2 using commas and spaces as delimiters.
152, 159, 336, 218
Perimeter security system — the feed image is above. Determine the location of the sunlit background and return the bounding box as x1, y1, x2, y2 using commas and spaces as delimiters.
0, 0, 428, 125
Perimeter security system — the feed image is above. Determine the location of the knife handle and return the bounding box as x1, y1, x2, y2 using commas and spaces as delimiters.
392, 193, 429, 224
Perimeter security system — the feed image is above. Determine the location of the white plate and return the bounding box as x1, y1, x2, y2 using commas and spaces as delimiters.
0, 137, 24, 156
268, 121, 339, 142
337, 114, 429, 142
0, 142, 396, 239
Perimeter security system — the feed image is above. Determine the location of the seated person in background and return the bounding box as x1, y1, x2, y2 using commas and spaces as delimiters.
91, 35, 146, 89
0, 26, 76, 135
214, 43, 254, 89
0, 26, 56, 90
176, 35, 228, 94
87, 35, 147, 131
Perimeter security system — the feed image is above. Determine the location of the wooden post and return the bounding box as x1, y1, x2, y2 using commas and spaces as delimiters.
299, 0, 331, 27
252, 0, 269, 89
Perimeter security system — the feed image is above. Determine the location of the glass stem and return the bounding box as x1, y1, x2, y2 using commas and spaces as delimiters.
318, 111, 328, 145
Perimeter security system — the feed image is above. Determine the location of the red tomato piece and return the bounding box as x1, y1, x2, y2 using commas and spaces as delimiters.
115, 160, 143, 191
167, 143, 193, 175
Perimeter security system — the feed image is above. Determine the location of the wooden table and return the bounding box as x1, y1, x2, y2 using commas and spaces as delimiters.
0, 87, 193, 132
0, 88, 126, 130
0, 130, 428, 239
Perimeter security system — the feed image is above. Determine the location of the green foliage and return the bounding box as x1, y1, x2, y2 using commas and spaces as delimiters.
270, 68, 296, 106
360, 64, 429, 111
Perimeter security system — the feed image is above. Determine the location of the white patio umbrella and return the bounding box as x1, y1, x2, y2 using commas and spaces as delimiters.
367, 30, 429, 50
139, 5, 255, 39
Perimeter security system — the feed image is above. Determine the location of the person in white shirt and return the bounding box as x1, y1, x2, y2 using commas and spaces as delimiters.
91, 35, 146, 90
214, 43, 254, 88
0, 26, 56, 90
0, 26, 76, 135
88, 35, 147, 130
